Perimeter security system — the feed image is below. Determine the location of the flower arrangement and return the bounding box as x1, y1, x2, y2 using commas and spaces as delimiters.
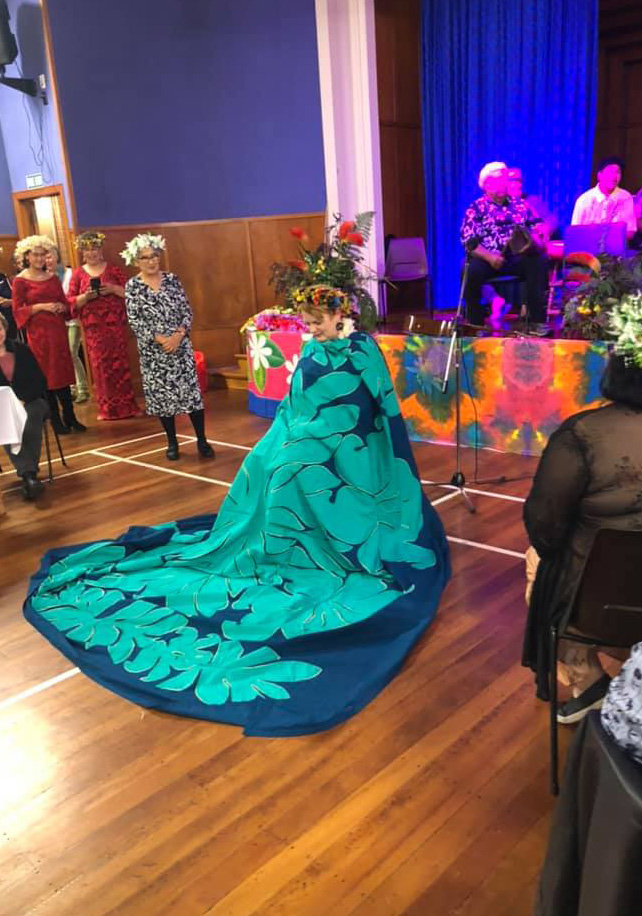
609, 293, 642, 368
563, 253, 642, 340
120, 233, 166, 266
240, 306, 308, 335
268, 212, 378, 331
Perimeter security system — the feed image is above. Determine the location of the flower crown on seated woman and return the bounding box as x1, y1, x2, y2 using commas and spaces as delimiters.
269, 213, 377, 331
74, 231, 106, 250
120, 233, 166, 266
609, 293, 642, 369
14, 234, 56, 264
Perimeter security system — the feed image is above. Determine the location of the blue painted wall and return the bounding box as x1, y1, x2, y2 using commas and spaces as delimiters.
0, 1, 69, 219
46, 0, 326, 227
0, 129, 16, 233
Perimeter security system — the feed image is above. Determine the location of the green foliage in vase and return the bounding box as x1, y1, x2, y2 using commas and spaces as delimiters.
269, 212, 378, 332
563, 253, 642, 340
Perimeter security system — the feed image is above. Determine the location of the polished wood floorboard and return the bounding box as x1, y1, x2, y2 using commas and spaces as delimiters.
0, 391, 569, 916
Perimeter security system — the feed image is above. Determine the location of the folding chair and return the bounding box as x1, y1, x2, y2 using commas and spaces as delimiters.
549, 527, 642, 794
42, 414, 67, 481
383, 238, 432, 316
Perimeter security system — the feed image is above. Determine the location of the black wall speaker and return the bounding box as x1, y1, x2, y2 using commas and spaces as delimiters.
0, 1, 18, 67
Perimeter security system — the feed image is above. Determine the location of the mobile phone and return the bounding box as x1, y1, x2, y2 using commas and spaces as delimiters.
90, 277, 101, 293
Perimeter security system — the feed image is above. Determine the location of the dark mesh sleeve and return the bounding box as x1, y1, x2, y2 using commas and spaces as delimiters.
524, 426, 589, 557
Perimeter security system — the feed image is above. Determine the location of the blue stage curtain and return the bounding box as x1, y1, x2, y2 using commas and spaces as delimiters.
421, 0, 598, 308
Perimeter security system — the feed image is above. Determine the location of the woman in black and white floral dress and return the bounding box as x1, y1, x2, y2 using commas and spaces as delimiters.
123, 233, 213, 461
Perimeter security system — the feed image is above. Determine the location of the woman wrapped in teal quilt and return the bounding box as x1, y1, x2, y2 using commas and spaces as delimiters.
24, 332, 450, 735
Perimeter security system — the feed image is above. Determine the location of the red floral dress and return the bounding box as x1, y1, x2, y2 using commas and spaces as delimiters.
12, 275, 75, 390
68, 265, 140, 419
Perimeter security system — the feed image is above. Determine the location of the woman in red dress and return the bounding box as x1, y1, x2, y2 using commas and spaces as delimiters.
67, 232, 140, 420
12, 236, 86, 434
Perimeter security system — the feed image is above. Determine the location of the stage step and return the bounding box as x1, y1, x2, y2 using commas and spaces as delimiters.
208, 362, 247, 390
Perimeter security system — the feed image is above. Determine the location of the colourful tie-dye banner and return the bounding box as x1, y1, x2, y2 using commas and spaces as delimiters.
377, 334, 610, 456
246, 331, 610, 457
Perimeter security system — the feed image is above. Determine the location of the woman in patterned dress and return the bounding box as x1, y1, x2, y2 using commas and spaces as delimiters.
11, 235, 86, 434
67, 232, 140, 421
122, 233, 213, 460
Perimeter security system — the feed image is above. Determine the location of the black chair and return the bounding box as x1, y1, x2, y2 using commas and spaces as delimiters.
0, 411, 67, 483
42, 414, 68, 481
549, 527, 642, 794
382, 238, 432, 316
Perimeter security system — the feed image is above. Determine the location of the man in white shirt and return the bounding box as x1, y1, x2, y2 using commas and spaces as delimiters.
571, 156, 637, 240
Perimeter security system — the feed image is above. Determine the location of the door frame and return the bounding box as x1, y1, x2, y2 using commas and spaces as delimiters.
12, 185, 77, 267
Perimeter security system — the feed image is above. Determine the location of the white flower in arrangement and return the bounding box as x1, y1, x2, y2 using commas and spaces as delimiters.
285, 353, 300, 384
248, 332, 272, 371
120, 233, 167, 266
609, 293, 642, 368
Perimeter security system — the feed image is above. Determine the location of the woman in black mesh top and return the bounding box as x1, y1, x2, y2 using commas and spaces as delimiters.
523, 353, 642, 723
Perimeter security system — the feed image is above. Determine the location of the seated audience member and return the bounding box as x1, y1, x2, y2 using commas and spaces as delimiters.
0, 313, 48, 500
571, 156, 637, 241
460, 162, 549, 331
506, 167, 559, 246
522, 348, 642, 723
601, 641, 642, 766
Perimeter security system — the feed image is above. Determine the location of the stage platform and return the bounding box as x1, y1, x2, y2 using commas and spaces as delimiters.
246, 331, 609, 457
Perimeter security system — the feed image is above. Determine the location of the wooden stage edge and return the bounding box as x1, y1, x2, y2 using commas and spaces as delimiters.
0, 389, 570, 916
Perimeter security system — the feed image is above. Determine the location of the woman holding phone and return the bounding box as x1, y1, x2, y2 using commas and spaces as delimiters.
67, 231, 140, 420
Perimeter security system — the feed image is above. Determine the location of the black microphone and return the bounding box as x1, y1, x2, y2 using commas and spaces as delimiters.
464, 235, 481, 252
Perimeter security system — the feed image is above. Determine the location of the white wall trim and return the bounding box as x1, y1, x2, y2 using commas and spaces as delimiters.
315, 0, 385, 308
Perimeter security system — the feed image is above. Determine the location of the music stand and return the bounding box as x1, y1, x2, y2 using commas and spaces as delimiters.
404, 249, 485, 512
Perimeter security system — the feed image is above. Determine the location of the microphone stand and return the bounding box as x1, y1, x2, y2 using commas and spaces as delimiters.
432, 249, 476, 513
430, 246, 533, 506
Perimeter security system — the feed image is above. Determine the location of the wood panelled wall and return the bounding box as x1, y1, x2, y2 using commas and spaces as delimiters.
596, 0, 642, 190
374, 0, 426, 242
80, 213, 325, 368
0, 235, 18, 276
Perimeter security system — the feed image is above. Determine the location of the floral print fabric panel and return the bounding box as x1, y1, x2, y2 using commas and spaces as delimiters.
24, 333, 450, 736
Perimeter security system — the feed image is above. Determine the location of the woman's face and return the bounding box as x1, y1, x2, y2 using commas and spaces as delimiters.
84, 245, 104, 265
44, 250, 59, 272
136, 247, 161, 276
300, 309, 342, 342
28, 247, 48, 271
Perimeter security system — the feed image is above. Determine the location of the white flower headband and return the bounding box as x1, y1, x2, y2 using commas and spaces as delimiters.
14, 234, 56, 262
608, 292, 642, 369
120, 233, 166, 266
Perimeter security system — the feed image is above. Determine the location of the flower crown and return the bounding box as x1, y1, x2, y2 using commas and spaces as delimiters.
14, 234, 56, 261
608, 293, 642, 369
120, 233, 166, 266
75, 231, 106, 250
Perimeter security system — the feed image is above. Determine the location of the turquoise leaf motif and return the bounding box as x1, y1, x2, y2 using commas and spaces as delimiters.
155, 641, 320, 705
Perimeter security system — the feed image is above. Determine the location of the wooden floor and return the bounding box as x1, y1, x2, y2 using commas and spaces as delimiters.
0, 390, 570, 916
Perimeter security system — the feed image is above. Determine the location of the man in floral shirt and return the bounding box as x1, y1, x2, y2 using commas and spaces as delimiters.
460, 161, 549, 329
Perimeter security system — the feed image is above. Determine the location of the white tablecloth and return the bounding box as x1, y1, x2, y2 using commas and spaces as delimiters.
0, 387, 27, 454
